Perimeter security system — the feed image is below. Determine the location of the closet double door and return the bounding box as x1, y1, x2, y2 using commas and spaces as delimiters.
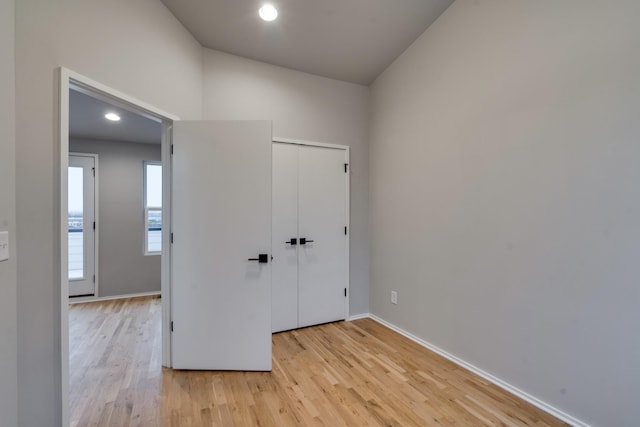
272, 142, 348, 333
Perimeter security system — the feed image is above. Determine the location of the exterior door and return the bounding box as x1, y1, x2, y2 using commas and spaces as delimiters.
171, 120, 272, 371
68, 154, 96, 297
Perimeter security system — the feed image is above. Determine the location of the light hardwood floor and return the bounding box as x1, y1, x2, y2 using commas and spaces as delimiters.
69, 296, 568, 426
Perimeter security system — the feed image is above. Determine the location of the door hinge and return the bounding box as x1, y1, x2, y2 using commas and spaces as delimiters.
93, 221, 96, 231
344, 288, 347, 297
170, 321, 174, 332
344, 163, 349, 173
171, 144, 174, 155
344, 226, 347, 235
171, 233, 174, 244
92, 167, 95, 177
93, 275, 95, 284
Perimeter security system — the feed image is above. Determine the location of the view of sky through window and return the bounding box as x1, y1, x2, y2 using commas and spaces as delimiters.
146, 164, 162, 208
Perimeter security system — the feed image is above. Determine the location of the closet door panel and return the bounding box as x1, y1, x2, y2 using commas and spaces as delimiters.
271, 143, 299, 333
298, 146, 347, 328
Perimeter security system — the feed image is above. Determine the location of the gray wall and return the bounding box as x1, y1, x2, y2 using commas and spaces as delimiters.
0, 0, 18, 425
15, 0, 203, 425
369, 1, 640, 426
70, 139, 161, 298
203, 49, 370, 316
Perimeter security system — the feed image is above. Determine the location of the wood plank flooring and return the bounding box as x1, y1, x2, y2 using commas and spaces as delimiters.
69, 296, 568, 426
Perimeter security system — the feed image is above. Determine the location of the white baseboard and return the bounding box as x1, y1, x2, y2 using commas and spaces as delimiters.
366, 314, 590, 427
348, 312, 371, 321
69, 291, 161, 304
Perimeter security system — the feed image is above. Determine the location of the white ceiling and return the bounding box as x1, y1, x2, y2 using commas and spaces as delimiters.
160, 0, 454, 85
69, 89, 162, 144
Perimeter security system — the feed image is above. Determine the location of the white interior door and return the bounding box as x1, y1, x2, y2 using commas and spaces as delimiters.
271, 143, 299, 333
68, 154, 96, 297
171, 120, 272, 371
298, 145, 347, 328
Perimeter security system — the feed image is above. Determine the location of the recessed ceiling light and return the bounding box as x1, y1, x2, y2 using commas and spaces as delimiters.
259, 4, 278, 21
105, 113, 121, 121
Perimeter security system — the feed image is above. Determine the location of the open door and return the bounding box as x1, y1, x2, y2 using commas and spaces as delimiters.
171, 120, 272, 371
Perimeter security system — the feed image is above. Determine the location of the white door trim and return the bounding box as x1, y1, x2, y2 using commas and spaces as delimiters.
272, 137, 351, 321
68, 152, 99, 297
58, 67, 177, 427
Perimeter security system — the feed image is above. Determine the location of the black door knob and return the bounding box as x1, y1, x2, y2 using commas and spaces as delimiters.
248, 254, 269, 263
285, 238, 297, 245
300, 238, 314, 245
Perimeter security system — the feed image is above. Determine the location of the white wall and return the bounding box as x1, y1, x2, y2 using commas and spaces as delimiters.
0, 0, 18, 425
369, 1, 640, 426
15, 0, 203, 425
203, 49, 370, 316
70, 139, 162, 298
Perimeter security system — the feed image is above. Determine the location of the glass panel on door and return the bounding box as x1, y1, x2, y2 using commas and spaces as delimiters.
68, 166, 85, 280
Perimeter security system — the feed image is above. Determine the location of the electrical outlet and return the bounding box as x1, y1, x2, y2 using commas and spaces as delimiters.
391, 290, 398, 304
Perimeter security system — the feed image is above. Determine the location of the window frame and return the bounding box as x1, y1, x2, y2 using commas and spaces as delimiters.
143, 160, 162, 256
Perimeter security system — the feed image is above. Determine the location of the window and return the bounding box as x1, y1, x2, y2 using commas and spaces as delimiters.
144, 161, 162, 255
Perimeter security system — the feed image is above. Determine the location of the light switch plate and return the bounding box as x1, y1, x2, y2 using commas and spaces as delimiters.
0, 231, 9, 262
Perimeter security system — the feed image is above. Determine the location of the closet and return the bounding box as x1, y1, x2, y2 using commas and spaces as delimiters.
272, 142, 348, 333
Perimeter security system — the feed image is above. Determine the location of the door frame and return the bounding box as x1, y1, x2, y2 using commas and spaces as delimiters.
67, 152, 99, 297
58, 67, 177, 426
272, 137, 351, 321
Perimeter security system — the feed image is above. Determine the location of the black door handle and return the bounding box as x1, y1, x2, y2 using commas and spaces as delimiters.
248, 254, 269, 263
286, 238, 297, 245
300, 238, 314, 245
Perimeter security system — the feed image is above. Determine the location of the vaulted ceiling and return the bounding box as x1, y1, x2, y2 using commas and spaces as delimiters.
70, 1, 454, 143
160, 0, 454, 85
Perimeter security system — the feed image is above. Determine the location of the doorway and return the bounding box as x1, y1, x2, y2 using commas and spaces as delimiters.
67, 85, 164, 301
59, 68, 176, 426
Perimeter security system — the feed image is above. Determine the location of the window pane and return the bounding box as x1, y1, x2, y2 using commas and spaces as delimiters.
147, 209, 162, 253
68, 166, 84, 279
146, 164, 162, 208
